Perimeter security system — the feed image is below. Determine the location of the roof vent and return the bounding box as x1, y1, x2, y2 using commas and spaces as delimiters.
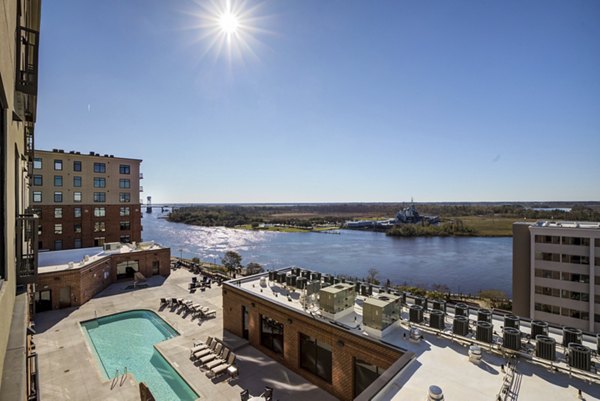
378, 296, 390, 301
69, 151, 75, 154
89, 151, 95, 155
52, 148, 58, 152
76, 151, 81, 154
110, 155, 114, 158
104, 154, 109, 157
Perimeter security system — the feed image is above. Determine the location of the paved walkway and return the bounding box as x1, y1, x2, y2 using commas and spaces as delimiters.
34, 268, 338, 401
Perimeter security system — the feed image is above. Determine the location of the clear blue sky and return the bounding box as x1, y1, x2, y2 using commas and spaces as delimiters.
36, 0, 600, 203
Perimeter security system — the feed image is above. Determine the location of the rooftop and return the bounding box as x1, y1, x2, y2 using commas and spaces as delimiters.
231, 268, 600, 401
38, 242, 164, 274
531, 221, 600, 230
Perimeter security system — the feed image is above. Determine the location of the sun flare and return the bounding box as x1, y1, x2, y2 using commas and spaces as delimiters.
218, 12, 239, 34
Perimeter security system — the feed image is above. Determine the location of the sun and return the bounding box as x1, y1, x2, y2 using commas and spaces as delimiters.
218, 12, 239, 34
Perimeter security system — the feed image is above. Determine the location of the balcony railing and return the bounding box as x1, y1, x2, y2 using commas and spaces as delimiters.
16, 26, 40, 96
139, 186, 144, 192
139, 173, 144, 179
16, 213, 38, 285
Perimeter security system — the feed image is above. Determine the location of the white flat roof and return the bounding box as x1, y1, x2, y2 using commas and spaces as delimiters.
232, 270, 600, 401
38, 243, 164, 274
532, 221, 600, 230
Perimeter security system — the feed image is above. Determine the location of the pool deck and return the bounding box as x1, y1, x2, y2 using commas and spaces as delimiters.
34, 268, 338, 401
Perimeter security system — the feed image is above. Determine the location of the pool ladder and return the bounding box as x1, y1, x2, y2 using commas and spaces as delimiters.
111, 367, 128, 389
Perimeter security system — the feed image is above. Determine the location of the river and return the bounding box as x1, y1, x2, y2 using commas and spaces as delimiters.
141, 211, 513, 296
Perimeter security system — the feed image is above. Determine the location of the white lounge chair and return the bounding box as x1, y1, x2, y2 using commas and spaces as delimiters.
207, 353, 236, 378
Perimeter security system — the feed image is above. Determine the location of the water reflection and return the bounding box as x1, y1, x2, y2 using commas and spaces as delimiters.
142, 211, 512, 296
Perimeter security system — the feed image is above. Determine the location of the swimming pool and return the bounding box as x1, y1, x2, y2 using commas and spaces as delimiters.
81, 310, 198, 401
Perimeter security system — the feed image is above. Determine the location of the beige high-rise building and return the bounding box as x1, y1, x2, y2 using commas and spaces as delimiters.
31, 149, 142, 250
0, 0, 42, 399
513, 221, 600, 332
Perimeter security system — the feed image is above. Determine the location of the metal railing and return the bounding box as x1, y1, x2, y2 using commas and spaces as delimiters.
16, 213, 39, 285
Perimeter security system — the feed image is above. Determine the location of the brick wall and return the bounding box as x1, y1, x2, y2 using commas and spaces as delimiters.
223, 284, 403, 401
37, 247, 170, 310
37, 204, 142, 250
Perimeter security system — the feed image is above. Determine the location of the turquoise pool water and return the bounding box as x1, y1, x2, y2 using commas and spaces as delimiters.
81, 310, 198, 401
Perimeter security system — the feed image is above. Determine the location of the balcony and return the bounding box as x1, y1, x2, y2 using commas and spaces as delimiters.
140, 186, 144, 192
16, 213, 39, 286
16, 26, 40, 96
139, 173, 144, 179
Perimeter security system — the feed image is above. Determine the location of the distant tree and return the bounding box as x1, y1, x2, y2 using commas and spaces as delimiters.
245, 262, 264, 275
222, 251, 242, 276
367, 268, 380, 285
191, 257, 200, 264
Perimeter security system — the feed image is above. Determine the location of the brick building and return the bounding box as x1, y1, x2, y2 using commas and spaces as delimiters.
222, 270, 413, 401
31, 149, 142, 251
36, 242, 170, 311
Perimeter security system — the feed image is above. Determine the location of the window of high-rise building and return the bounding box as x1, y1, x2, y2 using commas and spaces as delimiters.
73, 176, 82, 187
54, 191, 63, 203
54, 223, 63, 234
94, 163, 106, 173
260, 315, 284, 355
54, 208, 63, 218
54, 175, 63, 186
74, 238, 82, 248
94, 192, 106, 202
94, 177, 106, 188
54, 160, 63, 170
119, 179, 130, 188
300, 333, 332, 383
119, 164, 130, 174
74, 207, 82, 218
94, 207, 106, 217
119, 192, 131, 203
120, 207, 130, 216
94, 222, 106, 232
33, 192, 42, 202
354, 359, 384, 398
120, 235, 131, 243
55, 240, 63, 250
32, 175, 43, 186
74, 224, 82, 233
120, 221, 131, 230
33, 157, 42, 169
74, 192, 82, 202
73, 161, 82, 171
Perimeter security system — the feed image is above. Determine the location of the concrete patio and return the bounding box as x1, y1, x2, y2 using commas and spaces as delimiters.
34, 268, 338, 401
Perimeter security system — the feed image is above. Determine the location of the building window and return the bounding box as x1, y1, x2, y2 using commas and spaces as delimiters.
120, 234, 131, 243
73, 176, 82, 187
74, 207, 82, 218
54, 240, 63, 250
74, 224, 82, 233
73, 161, 82, 171
120, 221, 131, 230
561, 272, 589, 283
119, 192, 131, 203
93, 192, 106, 203
534, 269, 561, 280
94, 207, 106, 217
119, 164, 130, 174
300, 333, 332, 383
32, 175, 43, 186
33, 192, 42, 203
94, 177, 106, 188
54, 191, 63, 203
119, 179, 130, 188
94, 222, 106, 232
54, 175, 63, 187
73, 192, 82, 202
54, 160, 63, 170
94, 163, 106, 173
562, 254, 590, 265
535, 303, 560, 315
534, 286, 560, 297
562, 237, 590, 246
33, 158, 42, 169
151, 260, 160, 275
535, 252, 560, 262
54, 224, 63, 234
260, 315, 284, 355
74, 238, 82, 248
120, 207, 130, 216
54, 208, 63, 218
354, 359, 384, 398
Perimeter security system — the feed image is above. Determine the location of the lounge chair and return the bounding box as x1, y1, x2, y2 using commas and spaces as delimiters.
204, 347, 230, 370
260, 386, 273, 401
240, 389, 249, 401
198, 343, 223, 365
171, 297, 178, 306
190, 337, 213, 355
160, 298, 168, 306
207, 352, 236, 378
199, 308, 217, 319
192, 339, 219, 360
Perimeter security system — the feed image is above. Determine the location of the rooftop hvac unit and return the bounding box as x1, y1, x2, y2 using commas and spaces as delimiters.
401, 292, 407, 305
276, 272, 287, 284
360, 284, 367, 296
429, 309, 445, 330
354, 281, 362, 292
455, 303, 469, 317
333, 277, 340, 284
502, 327, 521, 351
268, 271, 277, 281
301, 270, 311, 279
567, 344, 591, 371
414, 296, 427, 309
431, 299, 446, 313
504, 314, 519, 329
531, 320, 548, 338
477, 308, 492, 323
427, 385, 444, 401
310, 272, 320, 281
363, 293, 402, 331
291, 267, 301, 276
296, 277, 307, 290
562, 327, 582, 347
476, 321, 493, 343
409, 305, 424, 323
285, 274, 297, 287
535, 335, 556, 361
367, 284, 373, 296
452, 315, 470, 336
319, 283, 356, 315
